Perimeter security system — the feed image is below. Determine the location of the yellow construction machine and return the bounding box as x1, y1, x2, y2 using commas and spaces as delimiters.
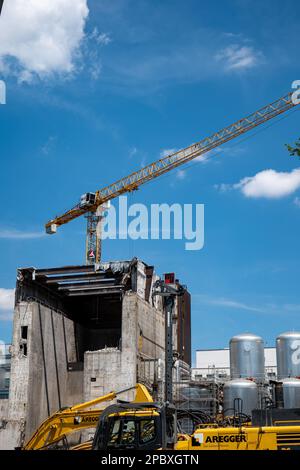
89, 399, 300, 451
23, 279, 300, 452
23, 384, 153, 450
23, 383, 300, 451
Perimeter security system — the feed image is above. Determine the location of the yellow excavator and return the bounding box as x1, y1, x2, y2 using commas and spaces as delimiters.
23, 384, 153, 450
85, 396, 300, 451
23, 383, 300, 451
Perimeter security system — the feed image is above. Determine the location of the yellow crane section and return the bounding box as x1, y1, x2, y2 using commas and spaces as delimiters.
45, 92, 298, 264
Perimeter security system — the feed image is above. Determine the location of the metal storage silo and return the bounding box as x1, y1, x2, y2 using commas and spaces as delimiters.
223, 379, 258, 417
276, 332, 300, 379
230, 333, 265, 380
282, 378, 300, 408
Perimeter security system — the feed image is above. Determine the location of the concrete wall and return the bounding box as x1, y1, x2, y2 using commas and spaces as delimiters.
137, 294, 165, 361
0, 421, 25, 450
84, 292, 165, 404
1, 301, 83, 449
26, 303, 83, 438
84, 293, 140, 403
0, 399, 8, 417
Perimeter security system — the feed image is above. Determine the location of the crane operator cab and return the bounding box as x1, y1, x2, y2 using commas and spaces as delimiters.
92, 403, 176, 450
80, 193, 96, 209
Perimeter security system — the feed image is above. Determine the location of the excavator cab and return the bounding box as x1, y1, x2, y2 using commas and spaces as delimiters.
92, 403, 176, 450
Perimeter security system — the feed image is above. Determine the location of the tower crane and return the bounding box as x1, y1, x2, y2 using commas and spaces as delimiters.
45, 92, 298, 264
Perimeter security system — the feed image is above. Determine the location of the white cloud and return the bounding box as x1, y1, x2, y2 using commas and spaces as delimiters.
0, 288, 15, 321
90, 28, 111, 46
176, 169, 186, 180
129, 147, 138, 158
161, 148, 211, 166
230, 168, 300, 199
160, 149, 178, 158
160, 149, 186, 180
0, 289, 14, 311
41, 135, 57, 155
204, 296, 263, 313
0, 229, 45, 239
194, 153, 210, 163
88, 58, 102, 81
294, 197, 300, 207
216, 44, 263, 71
162, 145, 241, 167
194, 148, 223, 163
97, 33, 111, 45
0, 0, 89, 80
195, 294, 300, 317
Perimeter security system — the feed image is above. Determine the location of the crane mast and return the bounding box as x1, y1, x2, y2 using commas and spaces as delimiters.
45, 92, 298, 264
85, 206, 106, 264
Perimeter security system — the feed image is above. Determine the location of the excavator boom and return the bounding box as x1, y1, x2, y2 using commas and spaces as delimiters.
23, 384, 152, 450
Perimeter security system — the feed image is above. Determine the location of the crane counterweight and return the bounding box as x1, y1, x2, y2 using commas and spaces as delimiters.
46, 224, 57, 235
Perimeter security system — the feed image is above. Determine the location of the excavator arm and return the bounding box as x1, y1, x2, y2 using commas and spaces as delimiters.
23, 384, 152, 450
23, 408, 104, 450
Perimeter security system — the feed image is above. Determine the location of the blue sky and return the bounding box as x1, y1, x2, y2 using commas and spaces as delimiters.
0, 0, 300, 361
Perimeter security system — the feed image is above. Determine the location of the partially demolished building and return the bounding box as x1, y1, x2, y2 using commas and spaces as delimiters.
0, 258, 191, 449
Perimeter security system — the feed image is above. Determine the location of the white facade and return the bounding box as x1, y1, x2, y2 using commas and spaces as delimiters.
0, 344, 11, 397
193, 347, 277, 379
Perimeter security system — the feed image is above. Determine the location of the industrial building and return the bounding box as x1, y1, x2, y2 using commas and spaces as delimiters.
189, 332, 300, 419
0, 343, 11, 442
0, 259, 299, 449
193, 346, 277, 380
0, 258, 191, 449
0, 344, 10, 399
1, 289, 300, 449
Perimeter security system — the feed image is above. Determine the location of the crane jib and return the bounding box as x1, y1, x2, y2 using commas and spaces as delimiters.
45, 92, 297, 230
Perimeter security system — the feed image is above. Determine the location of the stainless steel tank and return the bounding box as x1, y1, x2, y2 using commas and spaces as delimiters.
223, 379, 258, 417
230, 333, 265, 380
282, 378, 300, 408
276, 331, 300, 379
